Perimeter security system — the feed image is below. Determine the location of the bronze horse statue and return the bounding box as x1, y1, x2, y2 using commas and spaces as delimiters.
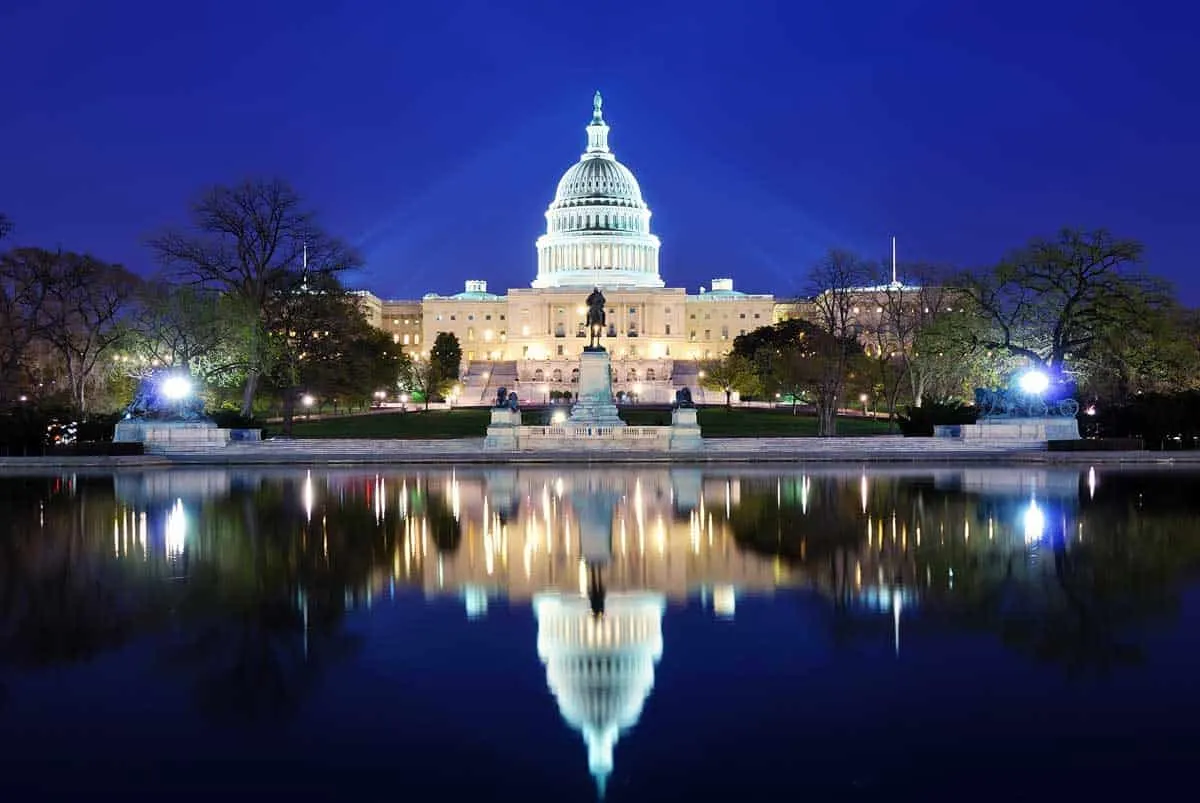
585, 287, 606, 350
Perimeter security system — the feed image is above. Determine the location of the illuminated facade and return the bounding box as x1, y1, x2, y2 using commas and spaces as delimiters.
363, 93, 775, 403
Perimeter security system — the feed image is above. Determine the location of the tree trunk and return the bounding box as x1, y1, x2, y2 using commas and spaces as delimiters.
816, 398, 838, 437
281, 390, 296, 437
241, 371, 259, 419
724, 389, 732, 409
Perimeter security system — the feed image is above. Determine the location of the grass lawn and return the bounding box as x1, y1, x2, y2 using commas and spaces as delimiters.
284, 406, 894, 439
287, 409, 491, 439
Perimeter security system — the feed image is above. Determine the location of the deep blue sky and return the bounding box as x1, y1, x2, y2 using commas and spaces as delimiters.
2, 0, 1197, 301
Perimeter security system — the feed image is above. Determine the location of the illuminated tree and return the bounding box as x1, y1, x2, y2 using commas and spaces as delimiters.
149, 178, 360, 417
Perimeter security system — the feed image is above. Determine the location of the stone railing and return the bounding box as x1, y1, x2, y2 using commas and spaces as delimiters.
518, 425, 671, 450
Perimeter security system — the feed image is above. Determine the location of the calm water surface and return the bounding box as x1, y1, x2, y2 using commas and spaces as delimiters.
3, 465, 1200, 800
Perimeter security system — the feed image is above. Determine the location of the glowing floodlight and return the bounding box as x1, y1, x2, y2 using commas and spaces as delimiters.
550, 409, 568, 425
160, 375, 193, 401
1017, 369, 1050, 396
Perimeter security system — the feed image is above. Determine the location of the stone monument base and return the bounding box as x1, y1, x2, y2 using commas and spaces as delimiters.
484, 408, 521, 450
937, 417, 1081, 442
113, 419, 231, 453
669, 408, 703, 451
568, 349, 625, 427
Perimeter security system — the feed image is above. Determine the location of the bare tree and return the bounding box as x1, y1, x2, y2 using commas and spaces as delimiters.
807, 250, 872, 436
0, 248, 53, 403
148, 179, 360, 417
0, 213, 11, 241
37, 251, 140, 415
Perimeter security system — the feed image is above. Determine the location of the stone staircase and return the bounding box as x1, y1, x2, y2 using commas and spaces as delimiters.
482, 361, 518, 405
458, 361, 493, 405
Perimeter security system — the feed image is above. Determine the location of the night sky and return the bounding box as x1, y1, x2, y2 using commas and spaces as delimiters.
2, 0, 1197, 301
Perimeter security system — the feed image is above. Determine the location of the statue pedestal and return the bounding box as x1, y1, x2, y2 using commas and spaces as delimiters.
669, 407, 703, 451
112, 419, 231, 453
484, 408, 521, 450
568, 350, 625, 427
943, 417, 1081, 442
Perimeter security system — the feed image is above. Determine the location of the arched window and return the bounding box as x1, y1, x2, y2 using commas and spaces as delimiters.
646, 368, 656, 381
552, 369, 562, 382
627, 369, 637, 382
534, 368, 544, 382
571, 368, 580, 383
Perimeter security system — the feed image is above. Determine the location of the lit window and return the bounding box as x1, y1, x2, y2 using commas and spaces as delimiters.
392, 333, 400, 344
402, 334, 410, 345
414, 335, 420, 345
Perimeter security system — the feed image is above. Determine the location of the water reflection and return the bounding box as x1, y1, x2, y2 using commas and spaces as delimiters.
3, 465, 1200, 795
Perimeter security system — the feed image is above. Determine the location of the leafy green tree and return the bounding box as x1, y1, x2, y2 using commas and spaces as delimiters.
1079, 304, 1200, 403
400, 352, 444, 411
260, 270, 370, 432
149, 178, 360, 417
961, 229, 1166, 386
430, 331, 462, 389
699, 353, 760, 408
126, 281, 250, 388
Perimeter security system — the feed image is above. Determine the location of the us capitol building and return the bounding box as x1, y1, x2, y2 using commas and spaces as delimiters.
355, 93, 778, 404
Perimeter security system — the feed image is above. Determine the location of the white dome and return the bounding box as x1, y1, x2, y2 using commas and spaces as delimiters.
533, 93, 664, 289
553, 157, 645, 208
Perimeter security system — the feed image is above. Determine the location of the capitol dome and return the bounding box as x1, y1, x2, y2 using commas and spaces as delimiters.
533, 92, 664, 289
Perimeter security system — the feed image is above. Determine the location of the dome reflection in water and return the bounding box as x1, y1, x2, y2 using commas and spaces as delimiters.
3, 466, 1200, 799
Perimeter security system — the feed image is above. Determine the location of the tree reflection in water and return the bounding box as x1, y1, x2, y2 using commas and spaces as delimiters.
4, 465, 1200, 710
725, 468, 1200, 674
0, 472, 442, 721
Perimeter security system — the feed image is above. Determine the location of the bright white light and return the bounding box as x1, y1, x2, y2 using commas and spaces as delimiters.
165, 498, 187, 559
1018, 370, 1050, 396
161, 375, 192, 401
551, 409, 568, 425
302, 394, 315, 407
1023, 498, 1046, 544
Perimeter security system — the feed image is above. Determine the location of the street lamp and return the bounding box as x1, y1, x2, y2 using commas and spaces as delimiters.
859, 392, 869, 417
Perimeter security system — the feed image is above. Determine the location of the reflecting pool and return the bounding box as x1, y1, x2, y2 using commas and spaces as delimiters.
3, 465, 1200, 799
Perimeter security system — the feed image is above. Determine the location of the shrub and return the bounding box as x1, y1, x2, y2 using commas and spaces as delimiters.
897, 401, 977, 437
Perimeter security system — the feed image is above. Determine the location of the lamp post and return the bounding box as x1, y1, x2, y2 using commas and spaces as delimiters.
860, 393, 869, 418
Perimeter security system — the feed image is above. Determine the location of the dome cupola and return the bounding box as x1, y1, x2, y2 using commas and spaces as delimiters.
533, 93, 664, 289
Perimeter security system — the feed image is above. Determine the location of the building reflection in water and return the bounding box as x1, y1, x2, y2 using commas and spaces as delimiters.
23, 463, 1164, 793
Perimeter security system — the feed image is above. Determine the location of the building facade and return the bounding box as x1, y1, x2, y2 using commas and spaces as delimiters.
360, 93, 776, 404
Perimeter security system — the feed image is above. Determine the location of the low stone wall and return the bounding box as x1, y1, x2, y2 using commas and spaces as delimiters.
519, 424, 671, 451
